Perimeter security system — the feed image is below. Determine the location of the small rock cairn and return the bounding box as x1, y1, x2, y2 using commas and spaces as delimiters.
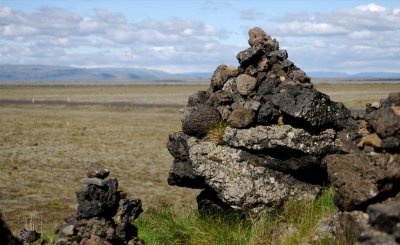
54, 163, 143, 245
168, 27, 361, 214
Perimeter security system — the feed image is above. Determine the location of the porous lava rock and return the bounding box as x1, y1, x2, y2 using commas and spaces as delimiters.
326, 153, 400, 211
182, 105, 221, 137
357, 196, 400, 244
54, 164, 143, 245
327, 92, 400, 212
169, 27, 361, 214
323, 92, 400, 244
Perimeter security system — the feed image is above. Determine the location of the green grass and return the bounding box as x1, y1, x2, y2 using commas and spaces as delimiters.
136, 187, 338, 245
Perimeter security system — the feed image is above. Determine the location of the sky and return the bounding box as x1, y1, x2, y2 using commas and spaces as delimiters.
0, 0, 399, 74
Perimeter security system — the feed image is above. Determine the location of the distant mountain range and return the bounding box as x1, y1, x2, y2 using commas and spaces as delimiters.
308, 71, 400, 79
0, 65, 399, 84
0, 65, 211, 83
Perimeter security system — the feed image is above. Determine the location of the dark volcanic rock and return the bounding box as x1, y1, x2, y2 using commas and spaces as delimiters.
55, 166, 143, 244
182, 105, 222, 137
356, 196, 400, 244
19, 229, 41, 243
367, 106, 400, 139
323, 92, 400, 244
357, 228, 398, 245
223, 125, 338, 156
355, 197, 400, 244
367, 198, 400, 235
0, 213, 21, 245
236, 74, 257, 96
75, 217, 116, 241
247, 27, 279, 50
227, 104, 255, 128
326, 153, 400, 211
188, 91, 209, 107
210, 64, 238, 91
257, 101, 280, 125
313, 211, 369, 244
270, 84, 352, 129
115, 199, 143, 224
381, 92, 400, 107
77, 178, 120, 219
167, 132, 206, 188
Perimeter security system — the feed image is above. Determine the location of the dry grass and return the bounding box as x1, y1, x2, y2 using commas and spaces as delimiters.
0, 83, 399, 235
315, 83, 400, 109
0, 85, 208, 105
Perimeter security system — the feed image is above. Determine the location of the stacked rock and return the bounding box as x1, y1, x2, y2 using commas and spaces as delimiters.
54, 163, 143, 245
168, 27, 360, 214
324, 92, 400, 244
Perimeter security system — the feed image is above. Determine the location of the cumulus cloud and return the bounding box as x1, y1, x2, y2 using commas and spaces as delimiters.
1, 3, 399, 74
0, 6, 237, 72
270, 3, 400, 73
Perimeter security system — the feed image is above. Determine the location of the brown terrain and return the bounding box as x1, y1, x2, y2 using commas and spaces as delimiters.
0, 83, 399, 233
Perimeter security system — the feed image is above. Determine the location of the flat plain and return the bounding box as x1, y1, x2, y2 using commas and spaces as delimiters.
0, 82, 399, 232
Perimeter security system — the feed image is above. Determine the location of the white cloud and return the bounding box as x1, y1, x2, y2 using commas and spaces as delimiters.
356, 3, 386, 12
269, 3, 400, 73
0, 3, 399, 74
0, 6, 236, 72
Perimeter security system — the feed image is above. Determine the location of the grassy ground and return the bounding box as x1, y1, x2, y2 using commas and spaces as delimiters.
0, 83, 399, 243
137, 187, 338, 245
314, 83, 400, 109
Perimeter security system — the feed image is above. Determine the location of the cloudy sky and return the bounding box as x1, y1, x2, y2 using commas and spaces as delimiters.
0, 0, 399, 74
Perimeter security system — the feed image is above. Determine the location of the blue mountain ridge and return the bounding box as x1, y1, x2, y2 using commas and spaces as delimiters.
0, 65, 399, 82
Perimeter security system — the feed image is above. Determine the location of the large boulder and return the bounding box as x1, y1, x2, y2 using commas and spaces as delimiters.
169, 132, 320, 212
326, 153, 400, 211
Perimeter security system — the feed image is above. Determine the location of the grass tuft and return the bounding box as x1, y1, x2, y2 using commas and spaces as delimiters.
137, 187, 338, 244
207, 121, 228, 145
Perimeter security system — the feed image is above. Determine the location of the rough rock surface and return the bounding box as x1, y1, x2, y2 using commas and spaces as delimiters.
170, 133, 320, 210
169, 27, 360, 214
54, 164, 143, 245
313, 211, 369, 243
223, 125, 337, 156
182, 105, 221, 137
357, 196, 400, 244
0, 213, 21, 245
236, 74, 257, 96
326, 153, 400, 211
324, 92, 400, 243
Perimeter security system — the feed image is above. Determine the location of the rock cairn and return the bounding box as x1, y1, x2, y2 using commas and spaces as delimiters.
54, 163, 143, 245
324, 92, 400, 244
168, 27, 359, 214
